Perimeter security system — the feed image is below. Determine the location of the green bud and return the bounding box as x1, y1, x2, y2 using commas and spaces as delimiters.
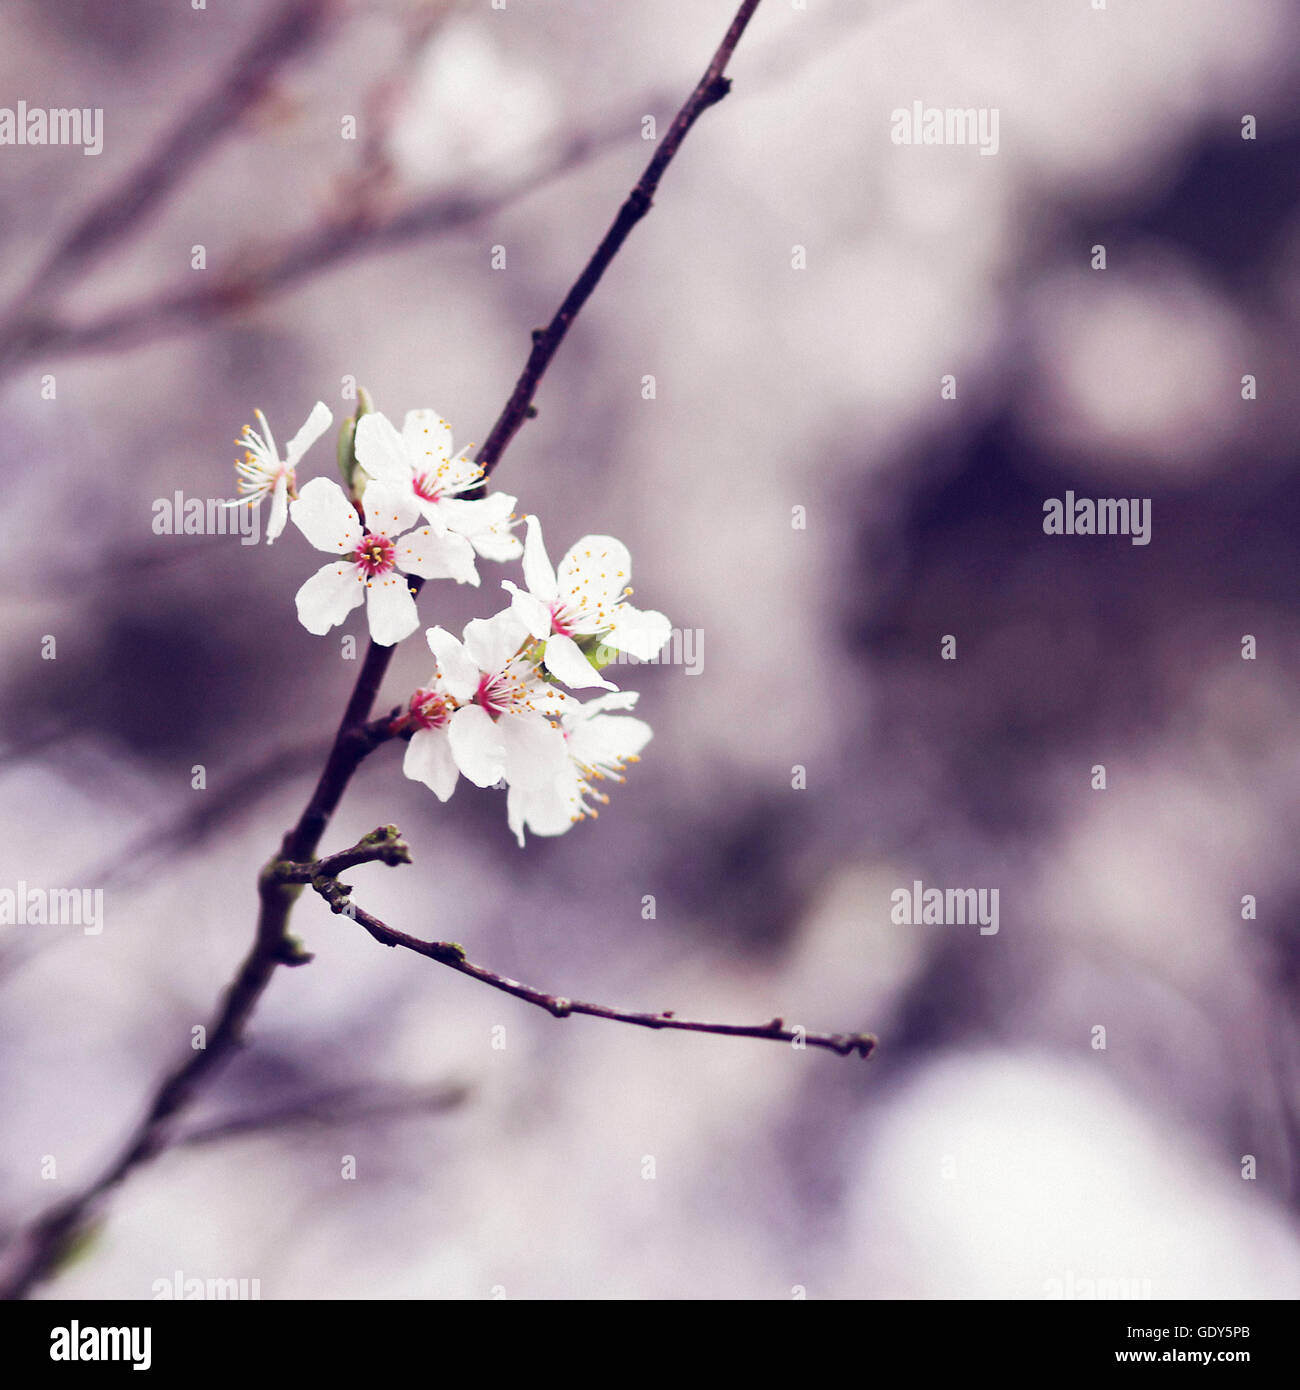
577, 632, 619, 670
338, 387, 375, 501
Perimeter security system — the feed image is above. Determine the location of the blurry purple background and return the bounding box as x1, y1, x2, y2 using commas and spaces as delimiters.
2, 0, 1300, 1298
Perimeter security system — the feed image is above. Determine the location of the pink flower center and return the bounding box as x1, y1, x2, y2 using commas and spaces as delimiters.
412, 472, 442, 503
549, 602, 576, 638
474, 673, 508, 719
409, 688, 450, 730
354, 532, 396, 577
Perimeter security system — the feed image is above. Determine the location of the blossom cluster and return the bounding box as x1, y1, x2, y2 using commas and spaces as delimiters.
227, 400, 668, 844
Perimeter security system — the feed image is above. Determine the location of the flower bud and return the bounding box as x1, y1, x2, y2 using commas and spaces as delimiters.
337, 386, 375, 502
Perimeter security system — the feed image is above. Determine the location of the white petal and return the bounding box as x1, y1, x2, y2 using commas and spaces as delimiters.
558, 534, 632, 629
396, 527, 479, 585
521, 514, 558, 600
438, 493, 515, 539
295, 561, 364, 635
469, 527, 523, 563
254, 408, 277, 461
502, 580, 552, 640
426, 626, 480, 702
440, 446, 486, 496
510, 770, 584, 840
570, 691, 640, 721
403, 727, 459, 802
604, 603, 672, 661
506, 785, 530, 847
542, 632, 618, 691
283, 401, 334, 468
448, 704, 506, 788
401, 408, 454, 466
354, 411, 413, 484
463, 608, 530, 674
291, 477, 361, 553
266, 475, 289, 544
361, 480, 421, 538
365, 572, 420, 646
569, 713, 653, 768
498, 711, 569, 791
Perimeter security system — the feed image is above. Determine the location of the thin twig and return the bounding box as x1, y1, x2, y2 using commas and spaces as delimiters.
285, 826, 876, 1060
0, 639, 406, 1300
477, 0, 763, 476
3, 117, 632, 372
0, 0, 332, 356
0, 0, 773, 1299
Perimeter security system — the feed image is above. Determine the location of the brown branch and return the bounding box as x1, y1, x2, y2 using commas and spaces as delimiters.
289, 827, 877, 1060
2, 117, 632, 373
476, 0, 764, 477
0, 0, 332, 340
0, 0, 774, 1299
0, 642, 406, 1301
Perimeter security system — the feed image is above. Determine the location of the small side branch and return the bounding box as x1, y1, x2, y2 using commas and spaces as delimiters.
476, 0, 765, 476
295, 828, 876, 1060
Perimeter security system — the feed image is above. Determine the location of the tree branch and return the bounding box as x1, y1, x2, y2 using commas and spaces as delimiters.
0, 0, 775, 1299
476, 0, 764, 477
0, 651, 403, 1300
289, 827, 877, 1060
0, 0, 332, 344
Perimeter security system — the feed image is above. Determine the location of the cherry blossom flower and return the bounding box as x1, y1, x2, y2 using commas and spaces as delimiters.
399, 681, 460, 802
227, 401, 332, 543
354, 409, 521, 564
502, 516, 671, 689
289, 477, 478, 647
507, 692, 652, 846
420, 610, 575, 792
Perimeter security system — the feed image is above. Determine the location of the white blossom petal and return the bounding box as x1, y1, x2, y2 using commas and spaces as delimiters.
463, 609, 530, 674
425, 627, 481, 702
396, 527, 479, 585
437, 492, 514, 539
468, 525, 523, 562
448, 704, 506, 787
568, 691, 640, 721
501, 580, 552, 640
361, 480, 421, 538
507, 771, 583, 844
354, 411, 413, 484
521, 514, 558, 601
291, 477, 362, 553
498, 711, 569, 791
558, 534, 632, 630
604, 603, 672, 661
569, 713, 653, 768
364, 572, 420, 646
542, 632, 618, 691
403, 726, 459, 801
283, 401, 334, 468
401, 408, 455, 466
440, 447, 486, 496
266, 475, 290, 544
295, 561, 364, 634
